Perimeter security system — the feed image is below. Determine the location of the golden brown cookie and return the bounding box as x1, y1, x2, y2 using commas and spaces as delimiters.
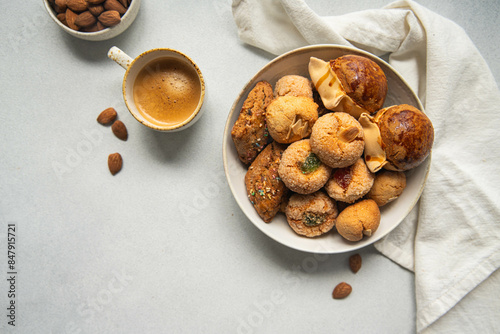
231, 81, 274, 165
285, 191, 338, 237
266, 96, 318, 144
330, 55, 387, 114
335, 199, 380, 242
274, 75, 313, 99
245, 141, 289, 223
366, 170, 406, 206
325, 158, 374, 203
310, 112, 364, 168
278, 139, 332, 194
359, 104, 434, 172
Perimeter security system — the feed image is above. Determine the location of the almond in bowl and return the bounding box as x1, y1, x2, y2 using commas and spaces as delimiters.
44, 0, 141, 41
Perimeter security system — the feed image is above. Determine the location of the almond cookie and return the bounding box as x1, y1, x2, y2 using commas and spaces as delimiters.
231, 81, 274, 165
335, 199, 380, 242
245, 141, 289, 223
366, 170, 406, 206
266, 96, 318, 144
285, 191, 338, 237
325, 158, 374, 203
278, 139, 332, 194
310, 112, 364, 168
274, 75, 313, 99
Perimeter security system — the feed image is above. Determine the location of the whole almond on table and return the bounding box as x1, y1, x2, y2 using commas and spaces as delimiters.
108, 153, 123, 175
349, 253, 362, 274
112, 120, 128, 141
98, 10, 121, 27
97, 107, 117, 125
332, 282, 352, 299
66, 0, 88, 12
75, 11, 97, 28
104, 0, 127, 15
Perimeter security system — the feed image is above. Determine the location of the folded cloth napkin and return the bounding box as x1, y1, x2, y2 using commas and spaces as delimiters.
232, 0, 500, 332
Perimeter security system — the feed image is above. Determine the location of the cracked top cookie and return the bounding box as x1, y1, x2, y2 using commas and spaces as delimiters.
266, 96, 318, 144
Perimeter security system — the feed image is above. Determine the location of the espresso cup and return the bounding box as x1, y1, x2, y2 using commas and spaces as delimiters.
108, 46, 205, 132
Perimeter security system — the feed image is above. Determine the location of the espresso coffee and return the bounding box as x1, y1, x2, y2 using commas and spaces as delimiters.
133, 57, 202, 126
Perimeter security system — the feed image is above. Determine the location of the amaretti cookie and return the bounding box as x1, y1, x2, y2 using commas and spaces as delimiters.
278, 139, 332, 194
266, 96, 318, 144
325, 158, 374, 203
245, 142, 289, 223
231, 81, 274, 164
335, 199, 380, 242
274, 75, 313, 99
310, 112, 364, 168
285, 191, 338, 237
366, 170, 406, 206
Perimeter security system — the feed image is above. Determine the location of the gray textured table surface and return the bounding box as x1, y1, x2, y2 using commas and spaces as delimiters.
0, 1, 498, 333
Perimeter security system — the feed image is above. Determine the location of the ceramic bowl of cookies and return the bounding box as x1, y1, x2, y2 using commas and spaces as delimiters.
44, 0, 141, 41
222, 44, 432, 254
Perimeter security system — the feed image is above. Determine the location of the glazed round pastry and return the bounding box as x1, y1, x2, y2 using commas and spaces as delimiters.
366, 170, 406, 206
266, 96, 318, 144
335, 199, 380, 242
325, 158, 374, 203
330, 55, 387, 114
285, 191, 338, 237
377, 104, 434, 171
278, 139, 332, 194
310, 112, 364, 168
274, 75, 313, 99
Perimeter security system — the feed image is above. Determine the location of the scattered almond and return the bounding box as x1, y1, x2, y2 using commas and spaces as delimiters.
75, 11, 97, 28
97, 108, 118, 125
104, 0, 127, 15
98, 10, 121, 27
112, 120, 128, 141
338, 126, 360, 143
108, 153, 123, 175
349, 253, 362, 274
332, 282, 352, 299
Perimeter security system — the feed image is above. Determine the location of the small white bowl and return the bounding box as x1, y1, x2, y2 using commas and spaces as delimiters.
43, 0, 141, 41
223, 44, 431, 254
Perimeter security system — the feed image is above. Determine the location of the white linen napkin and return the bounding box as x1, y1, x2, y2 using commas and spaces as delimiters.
232, 0, 500, 332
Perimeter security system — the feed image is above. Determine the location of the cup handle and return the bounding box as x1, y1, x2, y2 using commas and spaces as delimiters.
107, 46, 133, 70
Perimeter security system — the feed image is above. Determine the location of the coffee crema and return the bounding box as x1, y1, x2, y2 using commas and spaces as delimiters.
133, 57, 202, 126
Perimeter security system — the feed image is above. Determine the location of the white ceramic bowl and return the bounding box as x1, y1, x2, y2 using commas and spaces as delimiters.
43, 0, 141, 41
222, 45, 431, 254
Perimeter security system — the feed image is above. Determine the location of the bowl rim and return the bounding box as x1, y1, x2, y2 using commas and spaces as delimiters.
43, 0, 140, 38
222, 44, 431, 254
